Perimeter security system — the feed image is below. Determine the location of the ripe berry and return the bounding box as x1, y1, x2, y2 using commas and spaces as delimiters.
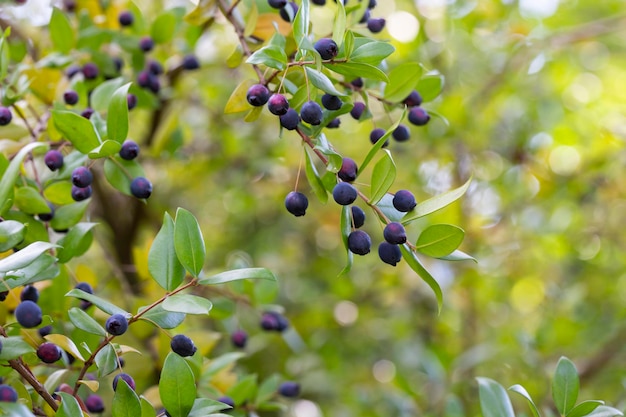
119, 140, 140, 160
171, 334, 197, 357
279, 381, 301, 397
71, 166, 93, 187
367, 18, 386, 33
139, 36, 154, 52
82, 63, 99, 80
0, 385, 18, 402
267, 94, 290, 116
130, 177, 153, 199
392, 190, 416, 212
332, 182, 357, 205
279, 2, 298, 22
368, 0, 377, 7
0, 107, 13, 126
350, 102, 365, 120
182, 54, 200, 70
63, 90, 79, 105
383, 222, 407, 244
44, 150, 64, 171
15, 300, 42, 328
378, 242, 401, 266
338, 158, 358, 182
312, 0, 326, 5
81, 108, 94, 119
285, 191, 308, 216
112, 57, 124, 73
0, 291, 7, 301
369, 128, 389, 147
231, 330, 248, 348
246, 84, 270, 107
20, 285, 39, 303
350, 78, 364, 88
37, 342, 62, 363
348, 230, 371, 255
147, 59, 164, 75
268, 0, 287, 8
280, 108, 300, 130
75, 282, 93, 295
106, 314, 128, 336
65, 64, 81, 79
300, 101, 323, 125
314, 38, 339, 60
326, 118, 340, 128
403, 90, 423, 107
137, 70, 152, 88
85, 394, 105, 413
71, 185, 92, 202
217, 396, 235, 410
260, 311, 289, 331
408, 107, 431, 126
118, 11, 134, 27
112, 373, 136, 391
127, 93, 137, 110
392, 124, 410, 142
351, 206, 365, 228
321, 94, 342, 110
38, 325, 53, 338
148, 76, 160, 94
38, 203, 55, 221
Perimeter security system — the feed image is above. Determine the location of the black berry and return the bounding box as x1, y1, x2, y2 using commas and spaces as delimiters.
44, 150, 64, 171
408, 107, 431, 126
350, 102, 365, 120
127, 94, 137, 110
81, 108, 94, 119
82, 63, 99, 80
268, 0, 287, 8
392, 190, 416, 212
15, 300, 42, 328
113, 373, 136, 391
279, 2, 298, 22
326, 118, 340, 128
65, 64, 81, 79
105, 313, 128, 336
260, 311, 289, 331
119, 140, 140, 160
0, 107, 13, 126
170, 334, 197, 357
383, 222, 407, 244
139, 36, 154, 52
231, 330, 248, 348
268, 94, 290, 116
359, 9, 370, 23
392, 124, 410, 142
350, 78, 364, 88
338, 158, 358, 182
130, 177, 153, 199
146, 59, 163, 75
285, 191, 308, 217
314, 38, 339, 60
137, 70, 152, 88
280, 108, 300, 130
369, 128, 388, 147
246, 84, 270, 107
300, 101, 323, 125
217, 396, 235, 410
36, 342, 62, 363
312, 0, 326, 5
351, 206, 365, 228
279, 381, 301, 397
403, 90, 423, 107
332, 182, 357, 205
71, 166, 93, 187
321, 94, 342, 110
378, 242, 401, 266
85, 394, 105, 413
38, 325, 53, 338
182, 54, 200, 70
75, 282, 93, 295
71, 185, 92, 201
38, 203, 55, 221
348, 230, 371, 255
0, 385, 18, 402
64, 90, 79, 105
20, 285, 39, 303
367, 18, 386, 33
118, 11, 134, 26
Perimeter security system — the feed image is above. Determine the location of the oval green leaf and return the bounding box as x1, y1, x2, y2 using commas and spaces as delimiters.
107, 83, 132, 143
14, 187, 50, 214
477, 377, 515, 417
415, 224, 465, 258
162, 294, 212, 315
383, 62, 422, 103
65, 289, 130, 316
0, 336, 36, 361
56, 222, 98, 263
199, 267, 277, 285
50, 8, 75, 54
0, 241, 57, 273
369, 150, 396, 205
350, 42, 395, 65
304, 67, 346, 96
160, 352, 197, 417
553, 356, 579, 415
52, 110, 101, 154
399, 244, 442, 313
0, 142, 47, 216
112, 378, 142, 417
325, 62, 388, 82
0, 220, 26, 252
68, 307, 106, 337
149, 212, 186, 291
174, 208, 206, 278
56, 392, 83, 417
402, 177, 471, 225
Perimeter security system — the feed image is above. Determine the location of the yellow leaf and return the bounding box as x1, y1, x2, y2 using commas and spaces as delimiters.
78, 379, 99, 392
252, 14, 292, 40
224, 79, 256, 114
45, 334, 85, 362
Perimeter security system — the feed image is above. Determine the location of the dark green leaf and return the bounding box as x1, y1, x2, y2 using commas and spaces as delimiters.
103, 157, 145, 196
149, 213, 186, 291
160, 352, 197, 417
246, 45, 287, 71
112, 379, 142, 417
189, 398, 233, 416
49, 201, 90, 231
325, 62, 388, 82
0, 142, 47, 216
199, 267, 277, 285
226, 374, 257, 405
50, 8, 75, 54
56, 392, 83, 417
89, 140, 123, 159
0, 241, 57, 273
383, 62, 423, 103
304, 149, 328, 203
350, 42, 395, 65
0, 220, 25, 252
68, 307, 106, 337
566, 400, 604, 417
107, 83, 132, 143
56, 222, 98, 263
369, 150, 396, 205
91, 78, 125, 113
174, 208, 206, 277
553, 356, 579, 415
65, 289, 130, 316
304, 67, 346, 96
138, 304, 186, 329
0, 336, 36, 361
477, 377, 515, 417
417, 73, 445, 102
509, 384, 540, 417
94, 343, 118, 377
162, 294, 212, 315
140, 397, 157, 417
52, 110, 101, 153
293, 0, 310, 48
14, 187, 50, 214
402, 177, 472, 225
415, 224, 465, 257
400, 245, 443, 313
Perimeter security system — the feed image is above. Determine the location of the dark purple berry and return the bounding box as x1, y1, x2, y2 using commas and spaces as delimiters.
64, 0, 76, 11
127, 93, 137, 110
0, 107, 12, 126
113, 57, 124, 73
85, 394, 105, 413
321, 94, 342, 110
130, 177, 152, 199
217, 396, 235, 410
280, 108, 300, 130
368, 0, 377, 8
314, 38, 339, 60
350, 102, 366, 120
0, 385, 18, 402
383, 222, 407, 244
348, 230, 371, 255
367, 17, 386, 33
338, 158, 358, 182
267, 94, 289, 116
170, 334, 197, 357
279, 2, 298, 22
148, 76, 160, 94
392, 190, 416, 212
71, 185, 92, 201
326, 118, 340, 128
75, 282, 93, 296
44, 150, 64, 171
0, 291, 7, 302
182, 54, 200, 70
137, 71, 152, 88
369, 128, 388, 147
332, 182, 357, 205
285, 191, 308, 217
231, 330, 248, 348
105, 313, 128, 336
20, 285, 39, 303
408, 107, 431, 126
246, 84, 270, 107
268, 0, 287, 8
279, 381, 301, 397
378, 242, 401, 266
146, 59, 163, 75
81, 108, 94, 119
359, 9, 370, 23
37, 342, 62, 363
351, 206, 365, 228
38, 325, 53, 338
80, 300, 93, 310
312, 0, 326, 5
300, 101, 323, 125
350, 78, 364, 88
71, 166, 93, 187
15, 300, 42, 328
119, 140, 140, 160
65, 64, 81, 79
113, 373, 135, 391
139, 36, 154, 52
403, 90, 423, 107
63, 90, 79, 105
260, 311, 289, 331
82, 63, 99, 80
37, 203, 55, 221
392, 124, 410, 142
118, 11, 134, 26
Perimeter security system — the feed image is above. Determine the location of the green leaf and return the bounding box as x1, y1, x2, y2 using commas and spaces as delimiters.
415, 224, 465, 257
369, 150, 396, 205
383, 62, 423, 103
477, 377, 515, 417
0, 241, 57, 273
160, 352, 197, 417
437, 249, 477, 262
68, 307, 106, 337
417, 73, 445, 102
293, 0, 310, 48
52, 110, 101, 153
205, 352, 246, 376
162, 294, 212, 315
91, 78, 125, 113
552, 356, 579, 415
304, 149, 328, 203
174, 208, 206, 278
338, 205, 353, 276
332, 0, 346, 47
4, 254, 58, 288
138, 304, 186, 329
50, 8, 75, 54
0, 336, 35, 361
313, 134, 343, 171
243, 1, 258, 37
107, 83, 132, 143
94, 343, 118, 377
358, 108, 406, 175
148, 213, 186, 291
0, 403, 37, 417
226, 374, 257, 405
44, 334, 85, 362
584, 406, 624, 417
189, 398, 233, 416
50, 201, 90, 231
508, 384, 540, 417
56, 222, 98, 263
375, 193, 407, 224
112, 379, 142, 417
151, 11, 178, 43
56, 392, 83, 417
246, 45, 287, 71
566, 400, 604, 417
140, 397, 157, 417
399, 245, 443, 313
0, 220, 26, 252
255, 374, 280, 405
14, 187, 50, 214
103, 157, 145, 196
325, 62, 388, 82
0, 142, 47, 216
342, 30, 354, 58
89, 140, 122, 159
350, 42, 395, 65
304, 67, 346, 96
199, 267, 276, 285
65, 289, 130, 316
402, 177, 472, 225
